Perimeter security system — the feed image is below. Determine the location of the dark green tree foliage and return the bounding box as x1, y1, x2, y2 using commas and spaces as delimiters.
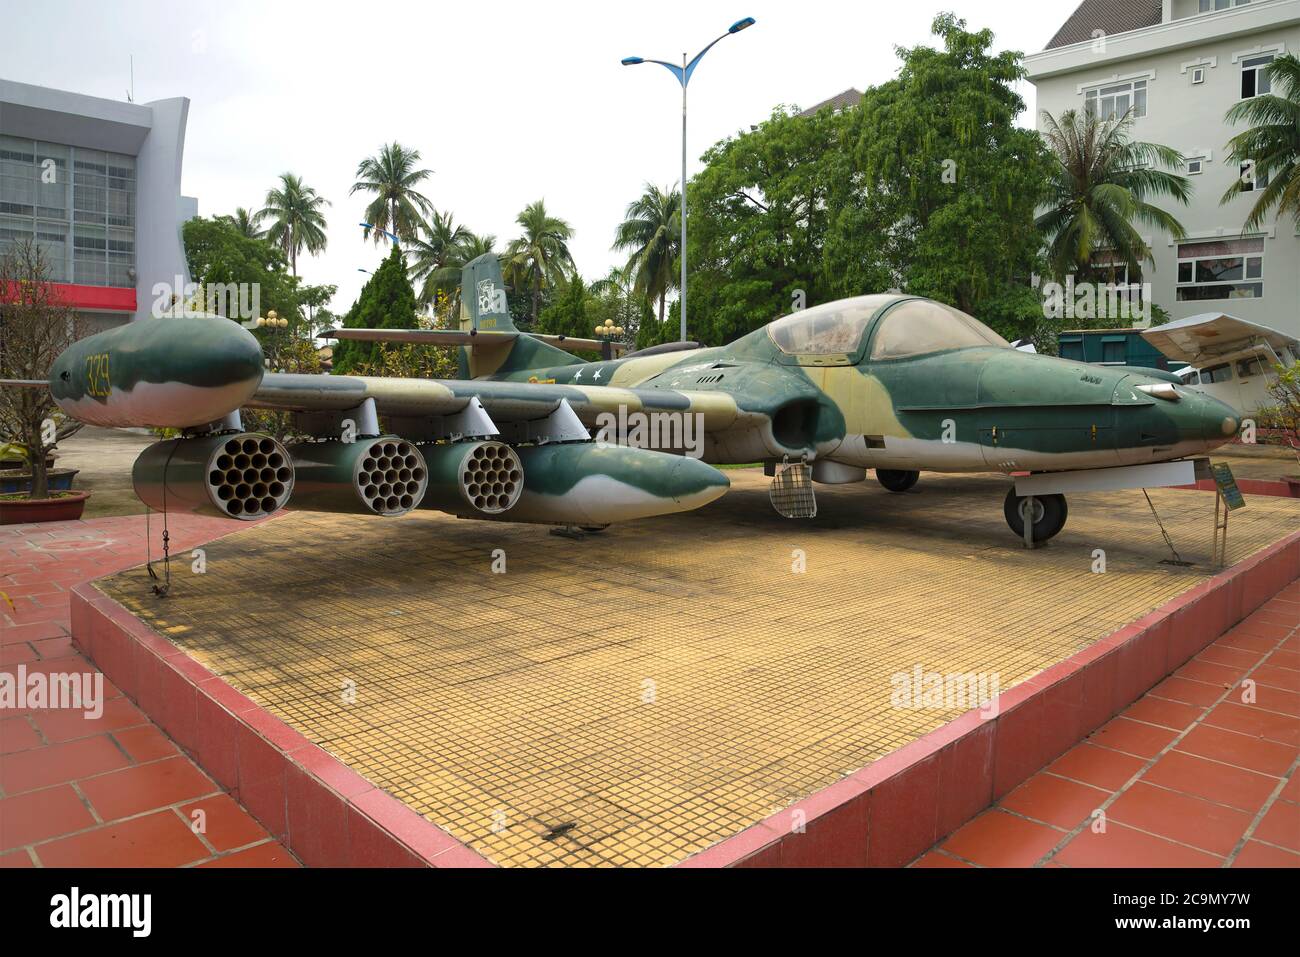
683, 14, 1054, 347
685, 105, 848, 346
332, 244, 420, 374
842, 13, 1052, 321
537, 276, 600, 361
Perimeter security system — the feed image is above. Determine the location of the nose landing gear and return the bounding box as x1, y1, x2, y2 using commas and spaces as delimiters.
1003, 488, 1068, 544
876, 469, 920, 493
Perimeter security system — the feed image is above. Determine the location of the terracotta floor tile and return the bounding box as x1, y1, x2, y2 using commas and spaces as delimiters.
1195, 644, 1266, 670
910, 851, 972, 867
1280, 774, 1300, 804
1108, 782, 1252, 856
0, 784, 96, 851
1048, 743, 1147, 791
33, 697, 147, 744
1176, 723, 1298, 777
1214, 631, 1280, 654
0, 733, 130, 793
1204, 702, 1300, 747
1254, 664, 1300, 694
1175, 659, 1246, 688
999, 773, 1112, 830
1150, 676, 1225, 707
0, 715, 42, 754
35, 809, 209, 867
32, 635, 75, 660
1088, 716, 1180, 759
0, 850, 34, 867
0, 644, 38, 665
1054, 822, 1223, 868
1252, 801, 1300, 852
198, 840, 300, 868
111, 724, 179, 763
1268, 650, 1300, 672
1121, 695, 1204, 732
78, 757, 216, 822
939, 810, 1062, 868
1142, 750, 1280, 813
180, 794, 269, 852
1231, 839, 1300, 867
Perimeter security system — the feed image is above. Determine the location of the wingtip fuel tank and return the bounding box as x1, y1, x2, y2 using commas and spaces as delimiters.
50, 316, 265, 430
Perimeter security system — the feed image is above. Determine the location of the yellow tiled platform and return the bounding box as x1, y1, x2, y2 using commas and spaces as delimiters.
97, 469, 1299, 866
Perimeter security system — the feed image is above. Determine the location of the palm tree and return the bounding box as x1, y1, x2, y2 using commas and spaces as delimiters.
350, 142, 435, 243
219, 207, 263, 239
408, 210, 471, 305
1221, 54, 1300, 231
255, 174, 330, 276
612, 183, 680, 324
1037, 109, 1190, 284
502, 200, 575, 324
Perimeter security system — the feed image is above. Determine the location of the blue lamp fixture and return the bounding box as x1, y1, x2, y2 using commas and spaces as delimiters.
359, 222, 401, 246
621, 17, 756, 342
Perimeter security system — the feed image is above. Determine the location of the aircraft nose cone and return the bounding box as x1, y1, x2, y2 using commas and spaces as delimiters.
1187, 389, 1240, 446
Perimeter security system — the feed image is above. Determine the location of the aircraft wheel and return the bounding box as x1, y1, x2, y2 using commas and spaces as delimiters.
1003, 489, 1068, 543
876, 469, 920, 493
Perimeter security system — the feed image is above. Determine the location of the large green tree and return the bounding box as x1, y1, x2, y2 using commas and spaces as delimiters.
685, 104, 848, 345
256, 173, 330, 277
1221, 53, 1300, 230
840, 14, 1054, 331
1037, 108, 1189, 285
331, 243, 421, 374
351, 142, 435, 244
612, 183, 680, 326
503, 200, 575, 326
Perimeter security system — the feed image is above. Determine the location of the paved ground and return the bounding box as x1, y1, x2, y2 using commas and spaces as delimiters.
53, 426, 156, 519
0, 514, 299, 867
917, 582, 1300, 867
93, 467, 1300, 867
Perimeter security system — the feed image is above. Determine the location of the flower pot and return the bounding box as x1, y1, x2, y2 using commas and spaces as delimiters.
0, 468, 79, 494
0, 456, 56, 471
0, 490, 91, 525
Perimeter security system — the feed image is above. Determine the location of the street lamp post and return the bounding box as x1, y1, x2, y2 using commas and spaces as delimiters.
622, 17, 755, 343
359, 222, 401, 247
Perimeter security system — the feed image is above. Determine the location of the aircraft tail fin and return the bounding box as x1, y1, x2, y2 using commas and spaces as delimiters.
457, 254, 581, 377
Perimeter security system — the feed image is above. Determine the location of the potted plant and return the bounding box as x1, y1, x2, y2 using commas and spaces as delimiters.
1266, 361, 1300, 497
0, 240, 90, 524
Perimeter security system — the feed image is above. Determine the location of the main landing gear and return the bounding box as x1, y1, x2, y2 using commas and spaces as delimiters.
1003, 488, 1068, 544
876, 469, 920, 493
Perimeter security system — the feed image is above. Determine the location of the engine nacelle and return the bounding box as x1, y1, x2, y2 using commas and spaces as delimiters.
285, 437, 428, 516
418, 441, 524, 518
133, 433, 294, 521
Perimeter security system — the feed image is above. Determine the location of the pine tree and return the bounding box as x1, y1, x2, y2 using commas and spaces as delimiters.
333, 244, 419, 374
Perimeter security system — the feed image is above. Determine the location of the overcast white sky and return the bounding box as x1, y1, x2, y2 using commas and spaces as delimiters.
2, 0, 1080, 312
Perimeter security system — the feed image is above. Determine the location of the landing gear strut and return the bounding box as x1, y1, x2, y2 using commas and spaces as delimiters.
1003, 488, 1068, 544
876, 469, 920, 493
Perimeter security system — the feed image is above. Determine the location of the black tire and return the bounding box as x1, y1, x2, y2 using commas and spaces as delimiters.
1003, 489, 1068, 543
877, 469, 920, 493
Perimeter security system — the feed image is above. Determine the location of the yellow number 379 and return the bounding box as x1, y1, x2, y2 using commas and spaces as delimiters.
85, 352, 111, 397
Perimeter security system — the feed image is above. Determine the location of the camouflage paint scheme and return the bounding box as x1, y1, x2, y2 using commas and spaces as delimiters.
47, 253, 1240, 530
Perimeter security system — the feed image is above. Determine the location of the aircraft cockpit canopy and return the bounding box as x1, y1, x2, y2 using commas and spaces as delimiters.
767, 295, 897, 356
869, 300, 1009, 359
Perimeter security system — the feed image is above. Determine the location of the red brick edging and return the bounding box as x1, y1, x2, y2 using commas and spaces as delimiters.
676, 530, 1300, 867
69, 583, 494, 868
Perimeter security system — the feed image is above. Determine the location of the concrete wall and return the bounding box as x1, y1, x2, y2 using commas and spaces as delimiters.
1027, 1, 1300, 339
133, 96, 192, 323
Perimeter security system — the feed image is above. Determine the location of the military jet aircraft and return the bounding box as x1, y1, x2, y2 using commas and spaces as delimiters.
41, 254, 1241, 543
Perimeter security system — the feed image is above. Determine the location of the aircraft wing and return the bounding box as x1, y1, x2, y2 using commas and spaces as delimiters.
248, 372, 746, 432
1140, 313, 1299, 366
325, 327, 629, 356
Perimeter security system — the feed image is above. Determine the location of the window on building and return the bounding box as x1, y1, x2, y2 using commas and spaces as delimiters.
1241, 54, 1274, 99
1084, 79, 1147, 120
1186, 157, 1204, 174
1101, 338, 1126, 364
1202, 363, 1234, 384
0, 135, 134, 287
1202, 0, 1254, 11
1238, 161, 1270, 191
1176, 237, 1264, 301
1059, 337, 1084, 361
1191, 67, 1206, 85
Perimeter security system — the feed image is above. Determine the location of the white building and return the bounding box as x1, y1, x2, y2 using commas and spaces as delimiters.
0, 79, 196, 330
1025, 0, 1300, 338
